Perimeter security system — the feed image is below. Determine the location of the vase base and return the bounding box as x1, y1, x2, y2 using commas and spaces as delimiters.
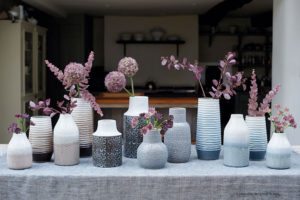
250, 151, 266, 161
33, 152, 53, 162
80, 146, 92, 157
267, 165, 290, 170
197, 150, 220, 160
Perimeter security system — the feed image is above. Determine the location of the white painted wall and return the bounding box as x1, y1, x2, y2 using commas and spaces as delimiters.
104, 15, 199, 87
273, 0, 300, 144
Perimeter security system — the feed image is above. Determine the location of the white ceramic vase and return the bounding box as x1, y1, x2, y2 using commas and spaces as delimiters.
224, 114, 250, 167
29, 116, 53, 162
92, 119, 122, 168
7, 132, 32, 169
245, 116, 267, 160
196, 98, 221, 160
54, 114, 79, 166
165, 107, 191, 163
71, 97, 93, 157
266, 132, 292, 169
137, 129, 168, 169
124, 96, 149, 158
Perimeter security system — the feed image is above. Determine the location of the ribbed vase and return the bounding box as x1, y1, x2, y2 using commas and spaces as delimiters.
71, 98, 93, 157
165, 107, 191, 163
246, 116, 267, 160
124, 96, 149, 158
196, 98, 221, 160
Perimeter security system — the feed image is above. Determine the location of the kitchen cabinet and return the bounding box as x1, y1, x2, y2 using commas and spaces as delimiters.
0, 20, 47, 143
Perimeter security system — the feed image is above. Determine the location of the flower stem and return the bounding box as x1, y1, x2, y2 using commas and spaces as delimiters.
130, 77, 135, 96
198, 80, 206, 97
123, 87, 133, 96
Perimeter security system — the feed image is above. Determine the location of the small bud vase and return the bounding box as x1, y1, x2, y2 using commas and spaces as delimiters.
29, 116, 53, 162
92, 119, 122, 168
54, 114, 79, 166
7, 132, 32, 170
165, 107, 191, 163
266, 132, 292, 169
196, 98, 221, 160
124, 96, 149, 158
245, 116, 267, 160
137, 129, 168, 169
224, 114, 250, 167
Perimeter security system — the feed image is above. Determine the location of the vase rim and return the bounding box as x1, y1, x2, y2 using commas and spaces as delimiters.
231, 114, 243, 117
31, 115, 50, 119
246, 115, 265, 118
129, 96, 148, 99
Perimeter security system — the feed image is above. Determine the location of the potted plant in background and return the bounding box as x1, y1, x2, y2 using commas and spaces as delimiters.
161, 52, 246, 160
45, 51, 103, 157
266, 104, 297, 169
28, 99, 53, 162
30, 90, 79, 166
7, 114, 34, 169
105, 57, 149, 158
246, 69, 280, 160
131, 108, 173, 169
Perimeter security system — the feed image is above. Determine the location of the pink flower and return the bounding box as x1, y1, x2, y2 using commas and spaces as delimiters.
118, 57, 139, 77
63, 63, 87, 88
131, 117, 139, 128
104, 71, 126, 93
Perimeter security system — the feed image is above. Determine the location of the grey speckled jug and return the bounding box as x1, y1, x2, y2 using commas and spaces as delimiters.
165, 108, 191, 163
137, 129, 168, 169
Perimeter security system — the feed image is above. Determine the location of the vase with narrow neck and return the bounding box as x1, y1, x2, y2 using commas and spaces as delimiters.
93, 119, 122, 168
137, 129, 168, 169
165, 107, 191, 163
54, 114, 79, 166
29, 116, 53, 162
7, 132, 32, 169
266, 132, 292, 169
246, 116, 267, 160
224, 114, 249, 167
196, 98, 221, 160
71, 97, 93, 157
124, 96, 149, 158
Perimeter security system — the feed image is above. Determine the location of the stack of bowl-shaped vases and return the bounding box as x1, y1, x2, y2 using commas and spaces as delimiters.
71, 98, 93, 157
29, 116, 53, 162
196, 98, 221, 160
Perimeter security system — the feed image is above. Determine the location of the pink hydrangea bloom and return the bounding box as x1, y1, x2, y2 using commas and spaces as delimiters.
105, 71, 126, 93
118, 57, 139, 77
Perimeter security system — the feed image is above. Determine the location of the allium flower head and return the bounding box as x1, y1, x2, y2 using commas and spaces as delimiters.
118, 57, 139, 77
63, 63, 87, 88
105, 71, 126, 93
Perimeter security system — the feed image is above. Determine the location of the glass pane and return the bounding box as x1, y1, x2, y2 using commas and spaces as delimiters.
38, 35, 44, 91
25, 32, 33, 94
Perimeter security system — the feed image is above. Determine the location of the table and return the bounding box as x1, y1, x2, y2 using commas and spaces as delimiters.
1, 146, 300, 200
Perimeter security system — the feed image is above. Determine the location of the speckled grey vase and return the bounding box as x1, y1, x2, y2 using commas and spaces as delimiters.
223, 114, 250, 168
124, 96, 149, 158
165, 107, 191, 163
266, 132, 292, 169
92, 120, 122, 168
137, 129, 168, 169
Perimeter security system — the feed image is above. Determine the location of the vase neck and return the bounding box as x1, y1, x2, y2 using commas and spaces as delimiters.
126, 96, 149, 116
143, 129, 161, 143
12, 132, 27, 140
94, 119, 121, 136
169, 107, 186, 123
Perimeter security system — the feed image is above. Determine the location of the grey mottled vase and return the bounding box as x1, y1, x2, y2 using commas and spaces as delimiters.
124, 115, 143, 158
137, 130, 168, 169
165, 108, 191, 163
92, 135, 122, 168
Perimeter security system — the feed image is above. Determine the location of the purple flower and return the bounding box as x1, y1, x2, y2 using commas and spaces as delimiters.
8, 123, 21, 134
104, 71, 126, 93
269, 105, 297, 133
63, 62, 87, 89
118, 57, 139, 77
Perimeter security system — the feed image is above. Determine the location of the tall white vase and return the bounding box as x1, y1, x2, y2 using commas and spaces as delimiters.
92, 119, 122, 168
124, 96, 149, 158
165, 107, 191, 163
224, 114, 250, 167
54, 114, 79, 166
196, 98, 221, 160
7, 132, 32, 169
29, 116, 53, 162
245, 116, 267, 160
266, 132, 292, 169
71, 97, 93, 157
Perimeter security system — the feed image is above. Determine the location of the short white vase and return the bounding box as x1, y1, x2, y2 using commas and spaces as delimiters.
224, 114, 249, 167
54, 114, 79, 166
266, 132, 292, 169
7, 132, 32, 170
